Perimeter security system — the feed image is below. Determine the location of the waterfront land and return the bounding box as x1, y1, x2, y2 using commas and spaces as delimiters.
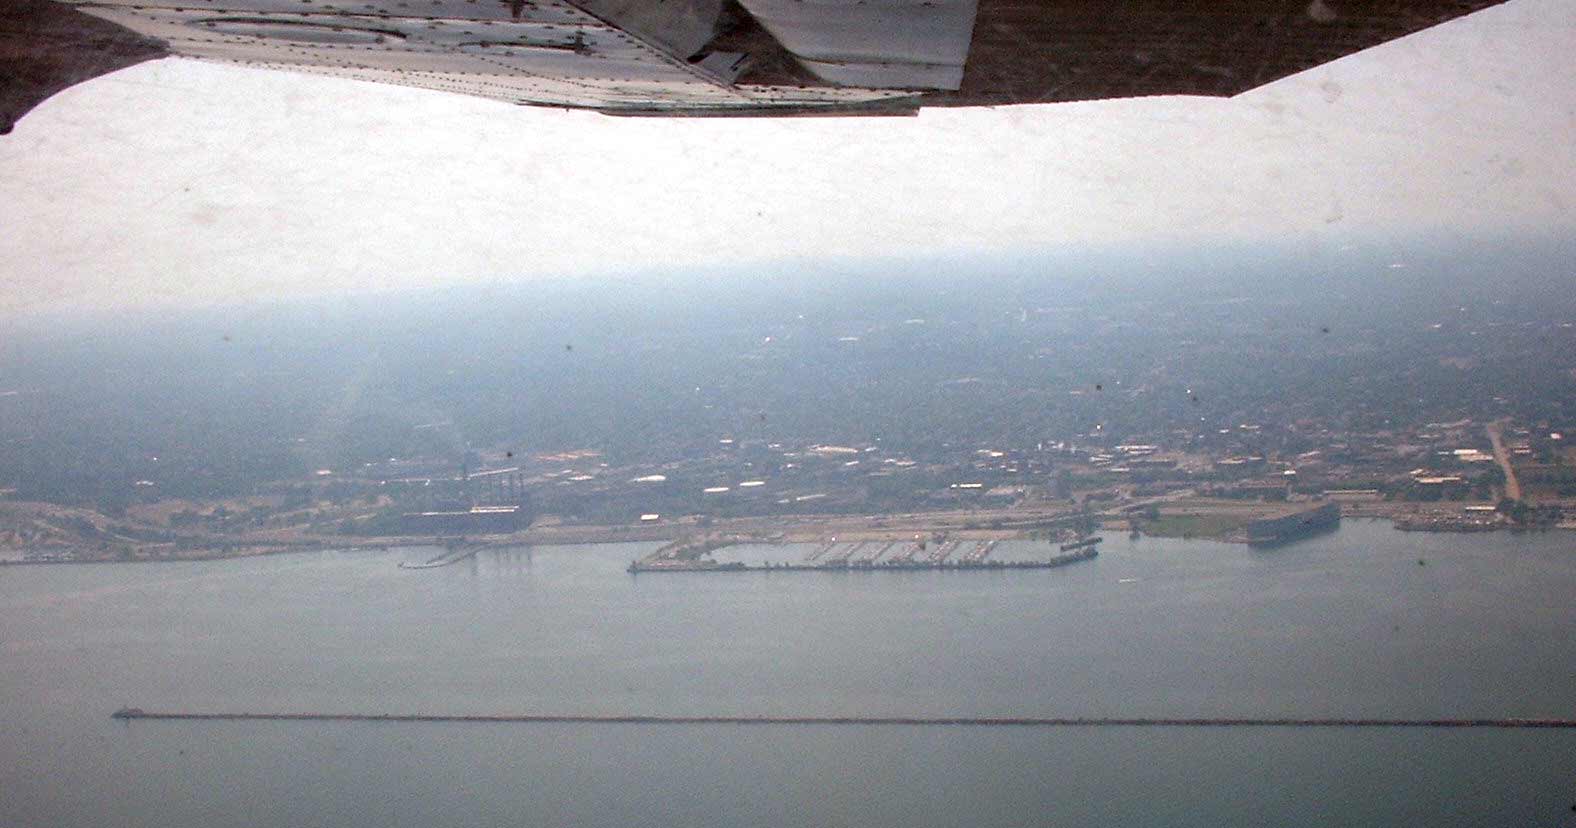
4, 242, 1575, 563
0, 488, 1559, 565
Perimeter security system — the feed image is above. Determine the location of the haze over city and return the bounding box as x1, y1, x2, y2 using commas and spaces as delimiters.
1, 0, 1573, 314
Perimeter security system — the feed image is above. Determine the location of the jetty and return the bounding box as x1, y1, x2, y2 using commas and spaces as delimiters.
397, 543, 483, 569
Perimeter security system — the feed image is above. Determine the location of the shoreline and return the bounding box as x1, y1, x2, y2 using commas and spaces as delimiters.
2, 506, 1568, 566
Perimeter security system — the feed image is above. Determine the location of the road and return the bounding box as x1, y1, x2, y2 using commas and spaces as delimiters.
1486, 420, 1522, 502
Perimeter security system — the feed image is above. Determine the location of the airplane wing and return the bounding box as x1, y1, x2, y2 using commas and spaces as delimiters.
1, 0, 1507, 131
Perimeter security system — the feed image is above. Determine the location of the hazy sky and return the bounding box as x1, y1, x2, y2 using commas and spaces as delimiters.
0, 0, 1572, 315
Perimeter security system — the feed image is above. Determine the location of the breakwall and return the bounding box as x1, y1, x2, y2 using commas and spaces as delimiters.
111, 709, 1576, 729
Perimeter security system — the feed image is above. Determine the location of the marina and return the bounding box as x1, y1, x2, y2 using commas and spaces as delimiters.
858, 541, 897, 565
825, 542, 864, 565
960, 540, 998, 563
628, 542, 1095, 573
805, 541, 838, 562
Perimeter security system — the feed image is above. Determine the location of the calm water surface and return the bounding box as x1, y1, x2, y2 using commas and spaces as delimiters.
2, 520, 1573, 826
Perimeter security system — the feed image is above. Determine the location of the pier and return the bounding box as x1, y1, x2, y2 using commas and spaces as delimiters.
1059, 536, 1102, 552
111, 708, 1576, 729
859, 541, 897, 565
927, 540, 960, 563
805, 541, 839, 562
825, 542, 864, 565
397, 544, 483, 569
960, 540, 997, 564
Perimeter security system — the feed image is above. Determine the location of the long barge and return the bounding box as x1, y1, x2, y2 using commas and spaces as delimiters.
629, 546, 1096, 573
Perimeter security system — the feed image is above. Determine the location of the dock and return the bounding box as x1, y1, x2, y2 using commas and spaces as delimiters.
858, 541, 897, 565
960, 540, 997, 564
825, 542, 864, 565
888, 542, 923, 564
804, 541, 839, 562
927, 540, 960, 564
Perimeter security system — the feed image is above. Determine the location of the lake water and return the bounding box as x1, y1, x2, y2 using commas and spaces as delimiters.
2, 519, 1573, 826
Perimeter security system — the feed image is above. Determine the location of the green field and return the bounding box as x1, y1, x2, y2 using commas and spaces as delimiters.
1137, 513, 1248, 539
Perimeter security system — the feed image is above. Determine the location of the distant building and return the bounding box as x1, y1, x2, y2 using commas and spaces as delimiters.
400, 505, 526, 535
